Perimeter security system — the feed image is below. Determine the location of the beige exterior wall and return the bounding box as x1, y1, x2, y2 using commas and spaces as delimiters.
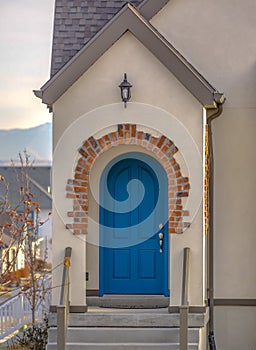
51, 32, 206, 306
215, 306, 256, 349
52, 32, 201, 147
152, 0, 256, 348
49, 1, 256, 348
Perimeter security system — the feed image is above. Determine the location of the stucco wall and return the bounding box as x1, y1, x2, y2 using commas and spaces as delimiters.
52, 32, 201, 147
51, 32, 205, 305
152, 0, 256, 348
215, 306, 256, 349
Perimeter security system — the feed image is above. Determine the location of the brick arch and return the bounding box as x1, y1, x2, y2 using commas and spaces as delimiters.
66, 124, 190, 234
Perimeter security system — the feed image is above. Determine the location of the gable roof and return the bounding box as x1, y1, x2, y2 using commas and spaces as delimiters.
35, 2, 224, 109
50, 0, 169, 77
50, 0, 142, 77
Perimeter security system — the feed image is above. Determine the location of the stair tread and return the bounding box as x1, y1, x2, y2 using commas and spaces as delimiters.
47, 342, 198, 349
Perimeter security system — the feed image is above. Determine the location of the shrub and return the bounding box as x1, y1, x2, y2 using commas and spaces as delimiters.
9, 317, 49, 350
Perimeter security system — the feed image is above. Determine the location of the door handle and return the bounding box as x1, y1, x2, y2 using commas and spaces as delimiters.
158, 232, 164, 253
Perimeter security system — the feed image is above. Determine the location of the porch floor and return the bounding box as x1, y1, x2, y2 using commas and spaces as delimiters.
87, 295, 169, 308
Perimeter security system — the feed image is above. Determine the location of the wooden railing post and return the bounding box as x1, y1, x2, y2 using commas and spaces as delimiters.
57, 305, 67, 350
57, 247, 72, 350
180, 247, 190, 350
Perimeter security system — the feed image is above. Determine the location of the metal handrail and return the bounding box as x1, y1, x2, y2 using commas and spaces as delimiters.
180, 247, 190, 350
57, 247, 72, 350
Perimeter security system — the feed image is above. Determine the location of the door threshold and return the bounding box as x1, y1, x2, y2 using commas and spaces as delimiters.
87, 295, 169, 309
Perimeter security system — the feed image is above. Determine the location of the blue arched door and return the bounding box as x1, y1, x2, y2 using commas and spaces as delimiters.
100, 153, 168, 296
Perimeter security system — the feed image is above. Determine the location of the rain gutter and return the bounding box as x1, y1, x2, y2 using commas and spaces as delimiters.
206, 100, 224, 349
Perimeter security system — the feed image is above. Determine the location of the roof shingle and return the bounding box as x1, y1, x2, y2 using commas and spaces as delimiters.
51, 0, 143, 76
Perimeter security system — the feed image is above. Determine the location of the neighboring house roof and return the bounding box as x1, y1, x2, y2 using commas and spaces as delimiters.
50, 0, 169, 76
35, 1, 224, 108
0, 167, 51, 210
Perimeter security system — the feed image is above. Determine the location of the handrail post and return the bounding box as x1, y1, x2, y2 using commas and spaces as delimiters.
180, 305, 189, 350
181, 247, 190, 306
57, 305, 66, 350
180, 247, 190, 350
57, 247, 72, 350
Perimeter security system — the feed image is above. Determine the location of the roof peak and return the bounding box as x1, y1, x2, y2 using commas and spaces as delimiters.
50, 0, 169, 77
37, 3, 224, 108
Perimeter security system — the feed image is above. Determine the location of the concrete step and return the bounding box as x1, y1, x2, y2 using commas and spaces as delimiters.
46, 308, 206, 350
49, 307, 209, 328
47, 343, 199, 350
87, 295, 169, 308
48, 327, 199, 343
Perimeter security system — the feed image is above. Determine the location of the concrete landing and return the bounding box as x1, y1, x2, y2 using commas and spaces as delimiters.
87, 295, 169, 308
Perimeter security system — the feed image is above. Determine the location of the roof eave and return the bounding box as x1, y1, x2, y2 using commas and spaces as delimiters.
138, 0, 170, 19
37, 3, 224, 109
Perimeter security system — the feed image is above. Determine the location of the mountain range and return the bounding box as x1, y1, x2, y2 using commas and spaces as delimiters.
0, 123, 52, 165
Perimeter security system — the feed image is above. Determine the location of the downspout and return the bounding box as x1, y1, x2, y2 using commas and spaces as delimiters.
207, 102, 224, 349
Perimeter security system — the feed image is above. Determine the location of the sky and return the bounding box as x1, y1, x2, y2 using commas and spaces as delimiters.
0, 0, 55, 130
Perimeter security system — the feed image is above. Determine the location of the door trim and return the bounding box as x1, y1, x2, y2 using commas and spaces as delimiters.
99, 152, 169, 296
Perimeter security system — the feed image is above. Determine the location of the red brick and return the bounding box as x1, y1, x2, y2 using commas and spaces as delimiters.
72, 224, 86, 229
98, 138, 105, 149
74, 173, 88, 180
74, 187, 86, 193
78, 158, 90, 170
87, 157, 94, 164
110, 132, 117, 142
88, 136, 98, 149
83, 140, 90, 149
169, 227, 176, 234
150, 137, 158, 145
74, 211, 86, 217
173, 211, 182, 216
87, 147, 96, 158
118, 124, 124, 137
131, 124, 136, 137
79, 148, 89, 158
104, 135, 111, 144
66, 193, 79, 199
80, 218, 88, 223
169, 146, 178, 156
75, 166, 83, 173
157, 135, 166, 148
177, 191, 189, 197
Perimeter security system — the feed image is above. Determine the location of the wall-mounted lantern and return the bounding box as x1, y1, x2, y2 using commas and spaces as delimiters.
119, 73, 132, 108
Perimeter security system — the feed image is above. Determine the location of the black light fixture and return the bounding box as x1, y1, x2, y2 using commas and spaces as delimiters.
119, 73, 132, 108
